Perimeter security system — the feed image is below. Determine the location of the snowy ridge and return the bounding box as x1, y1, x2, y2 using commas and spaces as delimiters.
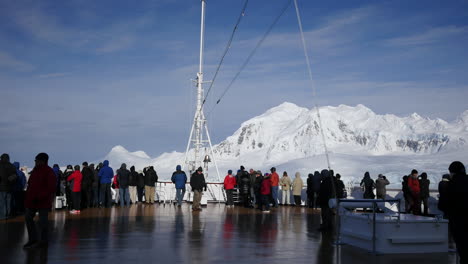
101, 103, 468, 187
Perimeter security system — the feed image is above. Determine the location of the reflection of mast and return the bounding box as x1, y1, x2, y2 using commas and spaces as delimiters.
184, 0, 221, 182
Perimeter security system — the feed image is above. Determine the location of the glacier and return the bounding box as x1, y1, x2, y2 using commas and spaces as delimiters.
101, 102, 468, 189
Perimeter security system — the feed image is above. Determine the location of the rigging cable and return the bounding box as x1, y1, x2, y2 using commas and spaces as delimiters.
201, 0, 250, 107
207, 0, 293, 115
293, 0, 331, 171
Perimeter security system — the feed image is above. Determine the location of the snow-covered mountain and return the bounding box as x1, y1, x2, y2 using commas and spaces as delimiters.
101, 102, 468, 187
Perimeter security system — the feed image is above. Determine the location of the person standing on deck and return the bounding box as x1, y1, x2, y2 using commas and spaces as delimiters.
143, 166, 158, 204
375, 174, 390, 200
67, 165, 82, 214
335, 174, 346, 199
117, 163, 130, 207
360, 172, 375, 199
280, 171, 292, 205
128, 166, 138, 205
0, 153, 17, 219
402, 175, 412, 213
260, 173, 271, 212
137, 170, 145, 203
318, 169, 335, 231
23, 153, 56, 249
171, 165, 187, 207
312, 171, 322, 209
98, 160, 114, 208
437, 174, 450, 219
190, 167, 207, 211
81, 162, 94, 209
223, 170, 236, 207
408, 169, 421, 215
419, 172, 430, 215
292, 172, 303, 206
90, 163, 99, 207
253, 171, 263, 209
270, 167, 279, 208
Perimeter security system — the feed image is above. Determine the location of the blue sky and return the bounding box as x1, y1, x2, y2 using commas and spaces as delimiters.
1, 0, 468, 166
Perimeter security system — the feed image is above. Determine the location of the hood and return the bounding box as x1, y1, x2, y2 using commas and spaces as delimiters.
103, 160, 109, 167
130, 166, 135, 172
364, 171, 370, 179
449, 161, 466, 175
308, 173, 313, 178
120, 163, 127, 169
13, 161, 20, 169
321, 169, 330, 178
176, 165, 181, 171
295, 172, 301, 178
1, 153, 10, 163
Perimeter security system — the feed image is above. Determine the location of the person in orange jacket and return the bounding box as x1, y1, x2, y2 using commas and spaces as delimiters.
407, 169, 421, 215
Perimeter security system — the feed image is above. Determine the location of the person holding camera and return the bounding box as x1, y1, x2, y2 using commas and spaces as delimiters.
375, 174, 390, 200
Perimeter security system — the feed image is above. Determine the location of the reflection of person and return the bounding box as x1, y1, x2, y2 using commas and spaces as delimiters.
190, 167, 206, 211
23, 153, 56, 249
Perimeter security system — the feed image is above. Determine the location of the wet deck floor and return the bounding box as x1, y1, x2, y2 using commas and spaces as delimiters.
0, 204, 458, 264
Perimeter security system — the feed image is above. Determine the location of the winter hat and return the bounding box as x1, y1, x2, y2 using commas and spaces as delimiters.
364, 171, 370, 178
67, 165, 73, 169
121, 163, 127, 169
35, 153, 49, 162
240, 165, 245, 170
283, 171, 288, 176
197, 166, 203, 172
228, 169, 232, 174
420, 172, 427, 179
336, 174, 341, 179
442, 174, 450, 180
378, 174, 383, 178
74, 165, 80, 171
131, 166, 135, 172
83, 162, 88, 166
308, 173, 313, 178
411, 169, 418, 175
449, 161, 466, 175
270, 167, 276, 172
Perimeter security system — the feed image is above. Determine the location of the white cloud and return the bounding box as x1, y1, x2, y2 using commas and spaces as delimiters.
385, 25, 468, 46
0, 51, 35, 72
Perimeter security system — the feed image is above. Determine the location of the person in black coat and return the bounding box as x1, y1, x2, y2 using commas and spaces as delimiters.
317, 169, 335, 231
81, 162, 94, 209
306, 173, 314, 208
143, 166, 158, 204
402, 175, 412, 213
419, 172, 430, 215
137, 171, 145, 202
238, 166, 251, 208
446, 161, 468, 263
190, 167, 207, 211
90, 163, 100, 207
336, 174, 346, 199
360, 172, 375, 199
312, 171, 321, 209
437, 174, 450, 219
253, 171, 263, 209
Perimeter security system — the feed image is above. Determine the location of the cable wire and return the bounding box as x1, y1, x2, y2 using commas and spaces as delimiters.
209, 0, 293, 113
202, 0, 250, 106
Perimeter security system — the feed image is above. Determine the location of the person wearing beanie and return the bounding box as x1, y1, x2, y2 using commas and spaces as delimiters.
171, 165, 187, 207
190, 167, 206, 211
292, 172, 304, 206
280, 171, 292, 205
23, 153, 56, 249
67, 165, 83, 214
224, 170, 236, 207
419, 172, 430, 215
446, 161, 468, 263
408, 169, 421, 215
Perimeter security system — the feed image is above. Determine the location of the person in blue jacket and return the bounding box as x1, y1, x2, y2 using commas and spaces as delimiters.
98, 160, 114, 208
171, 165, 187, 207
12, 162, 26, 215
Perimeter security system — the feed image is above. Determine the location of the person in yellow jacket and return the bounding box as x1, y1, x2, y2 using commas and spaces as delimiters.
279, 171, 292, 205
292, 172, 304, 206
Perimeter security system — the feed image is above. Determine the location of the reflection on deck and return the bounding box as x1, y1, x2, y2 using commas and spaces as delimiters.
0, 204, 457, 264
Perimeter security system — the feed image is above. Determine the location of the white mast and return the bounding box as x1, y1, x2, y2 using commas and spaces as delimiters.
184, 0, 221, 183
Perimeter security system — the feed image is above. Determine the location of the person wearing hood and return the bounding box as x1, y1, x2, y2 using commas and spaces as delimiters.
143, 166, 158, 204
80, 162, 94, 209
98, 160, 114, 208
360, 172, 375, 199
446, 161, 468, 264
292, 172, 304, 206
12, 161, 26, 215
419, 172, 430, 215
117, 163, 131, 207
375, 174, 390, 200
336, 174, 346, 199
137, 170, 145, 203
171, 165, 188, 207
190, 167, 207, 211
52, 164, 63, 196
253, 171, 263, 209
90, 164, 100, 207
129, 166, 138, 204
318, 169, 335, 231
223, 169, 236, 207
67, 165, 82, 214
408, 169, 421, 215
438, 174, 450, 218
280, 171, 292, 205
238, 165, 251, 208
312, 171, 322, 209
0, 153, 17, 219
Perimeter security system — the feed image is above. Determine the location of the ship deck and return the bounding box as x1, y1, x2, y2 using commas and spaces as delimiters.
0, 204, 458, 264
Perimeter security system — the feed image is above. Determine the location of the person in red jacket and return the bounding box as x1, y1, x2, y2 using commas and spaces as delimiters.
67, 165, 82, 214
23, 153, 56, 249
224, 170, 236, 207
407, 169, 421, 215
261, 173, 272, 212
270, 167, 280, 208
